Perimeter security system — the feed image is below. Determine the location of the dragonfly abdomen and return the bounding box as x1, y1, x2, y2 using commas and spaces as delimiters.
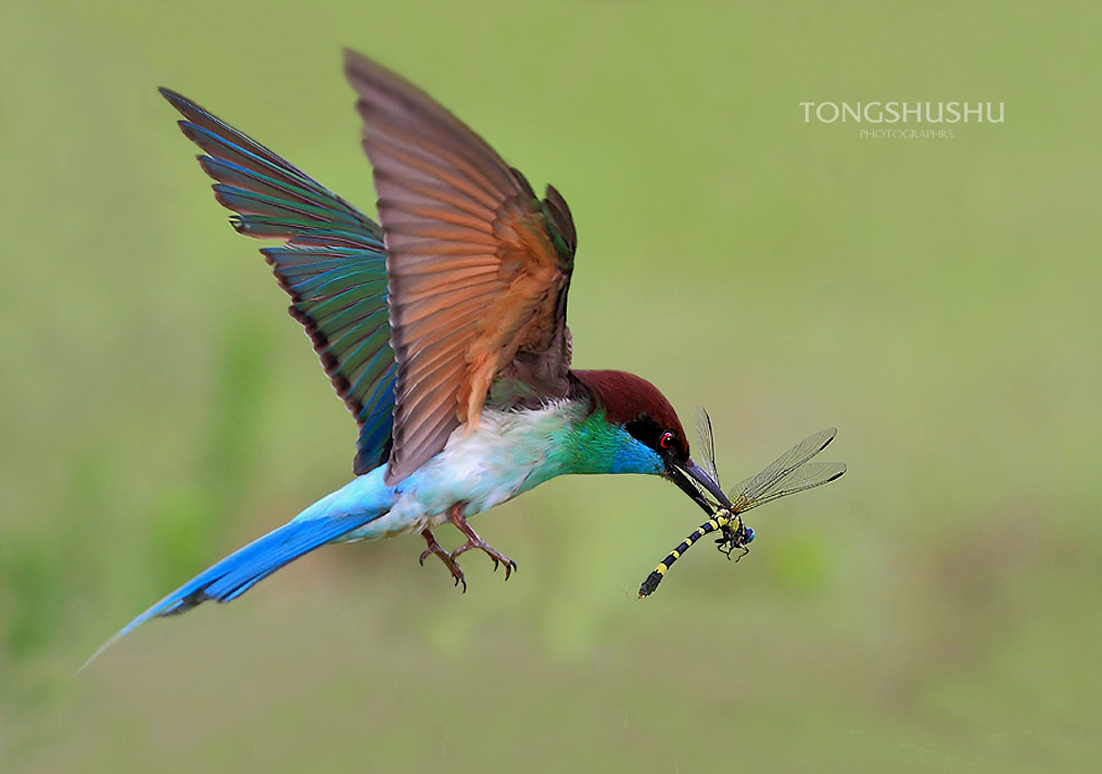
638, 516, 729, 598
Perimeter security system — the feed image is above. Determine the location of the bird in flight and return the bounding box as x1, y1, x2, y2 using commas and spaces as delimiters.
86, 50, 731, 665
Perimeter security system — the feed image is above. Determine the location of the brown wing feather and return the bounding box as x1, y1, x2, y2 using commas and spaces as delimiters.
344, 51, 575, 484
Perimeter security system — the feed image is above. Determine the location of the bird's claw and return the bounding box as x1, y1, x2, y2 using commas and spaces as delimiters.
445, 503, 518, 581
419, 529, 467, 592
419, 507, 518, 589
452, 539, 517, 580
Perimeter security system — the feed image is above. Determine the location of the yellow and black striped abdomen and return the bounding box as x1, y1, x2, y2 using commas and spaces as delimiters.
638, 515, 731, 598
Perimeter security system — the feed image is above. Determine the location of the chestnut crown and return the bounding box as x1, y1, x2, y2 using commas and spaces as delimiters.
572, 369, 690, 468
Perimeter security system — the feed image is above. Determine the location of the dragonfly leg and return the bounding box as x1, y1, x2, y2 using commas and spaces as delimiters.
716, 522, 751, 561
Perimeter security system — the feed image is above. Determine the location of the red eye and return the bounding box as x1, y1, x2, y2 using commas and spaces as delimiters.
659, 431, 676, 450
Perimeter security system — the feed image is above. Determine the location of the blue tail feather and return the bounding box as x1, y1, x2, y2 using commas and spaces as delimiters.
79, 514, 370, 672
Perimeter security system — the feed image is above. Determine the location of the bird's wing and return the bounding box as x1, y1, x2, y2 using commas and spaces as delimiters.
161, 89, 397, 474
344, 51, 578, 485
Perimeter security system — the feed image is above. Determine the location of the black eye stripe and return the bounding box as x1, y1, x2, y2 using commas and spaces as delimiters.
625, 415, 680, 456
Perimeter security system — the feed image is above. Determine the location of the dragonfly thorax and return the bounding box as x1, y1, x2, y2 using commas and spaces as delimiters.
715, 519, 754, 560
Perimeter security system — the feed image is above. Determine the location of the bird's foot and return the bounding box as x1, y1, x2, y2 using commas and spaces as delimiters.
420, 528, 466, 591
448, 505, 518, 580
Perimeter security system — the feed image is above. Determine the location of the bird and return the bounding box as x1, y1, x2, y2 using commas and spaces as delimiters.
84, 50, 732, 667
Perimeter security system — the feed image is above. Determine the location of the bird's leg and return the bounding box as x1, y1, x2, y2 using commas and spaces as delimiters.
448, 504, 518, 580
419, 528, 466, 592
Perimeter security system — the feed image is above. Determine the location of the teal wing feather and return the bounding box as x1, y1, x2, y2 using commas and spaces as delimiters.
160, 88, 396, 473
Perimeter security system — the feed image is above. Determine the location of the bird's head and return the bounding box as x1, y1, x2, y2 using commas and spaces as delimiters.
573, 370, 730, 513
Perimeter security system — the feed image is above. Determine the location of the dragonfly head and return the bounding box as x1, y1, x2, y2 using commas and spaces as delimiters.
743, 526, 755, 544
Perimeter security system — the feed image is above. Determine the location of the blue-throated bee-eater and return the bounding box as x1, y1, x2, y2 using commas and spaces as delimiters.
87, 50, 734, 664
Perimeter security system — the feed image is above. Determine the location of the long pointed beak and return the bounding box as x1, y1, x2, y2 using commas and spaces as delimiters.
673, 458, 732, 515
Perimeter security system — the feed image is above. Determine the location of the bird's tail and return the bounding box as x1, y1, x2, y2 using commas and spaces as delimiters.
79, 513, 369, 672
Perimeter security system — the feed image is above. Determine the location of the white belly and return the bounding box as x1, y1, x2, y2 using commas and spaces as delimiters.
331, 401, 581, 542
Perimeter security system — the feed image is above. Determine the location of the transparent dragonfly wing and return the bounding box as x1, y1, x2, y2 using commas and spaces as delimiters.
695, 406, 719, 484
729, 461, 846, 512
685, 406, 721, 505
727, 428, 840, 512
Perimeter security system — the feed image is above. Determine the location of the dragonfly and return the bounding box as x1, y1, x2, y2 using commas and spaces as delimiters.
638, 409, 846, 598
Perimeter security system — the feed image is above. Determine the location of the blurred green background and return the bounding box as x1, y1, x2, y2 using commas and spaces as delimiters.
3, 0, 1100, 771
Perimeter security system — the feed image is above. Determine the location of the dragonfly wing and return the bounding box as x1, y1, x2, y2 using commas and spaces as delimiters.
728, 428, 838, 510
694, 407, 720, 484
737, 462, 847, 511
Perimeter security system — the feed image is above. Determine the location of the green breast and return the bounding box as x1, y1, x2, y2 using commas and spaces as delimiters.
537, 405, 665, 482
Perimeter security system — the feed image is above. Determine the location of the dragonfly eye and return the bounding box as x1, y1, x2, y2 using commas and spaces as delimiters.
744, 527, 755, 544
